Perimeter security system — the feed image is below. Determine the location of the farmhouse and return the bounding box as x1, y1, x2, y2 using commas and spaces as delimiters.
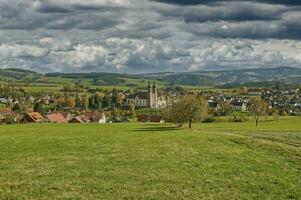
0, 108, 12, 114
98, 113, 106, 124
59, 112, 74, 121
84, 112, 107, 124
230, 101, 247, 112
208, 100, 219, 110
46, 113, 68, 123
69, 116, 85, 124
21, 112, 43, 123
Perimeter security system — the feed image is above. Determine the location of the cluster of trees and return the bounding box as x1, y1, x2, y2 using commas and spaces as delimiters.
163, 95, 276, 128
62, 81, 87, 93
53, 93, 103, 111
0, 84, 27, 99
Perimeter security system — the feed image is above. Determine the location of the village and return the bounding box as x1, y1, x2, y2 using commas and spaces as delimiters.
0, 82, 300, 125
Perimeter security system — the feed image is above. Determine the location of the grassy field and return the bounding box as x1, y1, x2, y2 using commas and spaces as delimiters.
0, 117, 300, 199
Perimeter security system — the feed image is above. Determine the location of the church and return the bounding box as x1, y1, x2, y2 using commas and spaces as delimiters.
125, 82, 165, 108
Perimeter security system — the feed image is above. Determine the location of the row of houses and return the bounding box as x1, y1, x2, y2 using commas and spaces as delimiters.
263, 88, 301, 115
0, 111, 111, 124
208, 99, 248, 112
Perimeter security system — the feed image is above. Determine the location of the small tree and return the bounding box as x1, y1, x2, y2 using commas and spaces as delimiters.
75, 93, 81, 108
249, 97, 268, 126
165, 95, 208, 128
238, 86, 248, 95
215, 101, 233, 116
128, 102, 136, 118
66, 97, 76, 108
115, 93, 124, 108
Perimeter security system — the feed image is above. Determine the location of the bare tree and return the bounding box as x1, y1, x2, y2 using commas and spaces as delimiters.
249, 97, 268, 126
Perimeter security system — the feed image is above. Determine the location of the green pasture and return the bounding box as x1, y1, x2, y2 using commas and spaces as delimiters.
0, 117, 300, 199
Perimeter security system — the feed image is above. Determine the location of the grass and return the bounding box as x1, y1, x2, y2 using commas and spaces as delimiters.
0, 117, 300, 199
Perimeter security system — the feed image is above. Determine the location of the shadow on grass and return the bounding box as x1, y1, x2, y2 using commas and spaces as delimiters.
133, 124, 180, 132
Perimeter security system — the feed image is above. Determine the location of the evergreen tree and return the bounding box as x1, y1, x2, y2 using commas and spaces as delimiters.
75, 93, 81, 108
82, 95, 89, 111
33, 102, 44, 114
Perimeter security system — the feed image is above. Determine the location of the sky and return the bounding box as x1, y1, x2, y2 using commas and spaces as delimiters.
0, 0, 301, 73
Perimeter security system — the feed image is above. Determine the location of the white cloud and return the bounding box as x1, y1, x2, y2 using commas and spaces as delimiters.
0, 44, 49, 58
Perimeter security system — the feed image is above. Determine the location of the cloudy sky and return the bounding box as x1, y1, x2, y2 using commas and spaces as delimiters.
0, 0, 301, 73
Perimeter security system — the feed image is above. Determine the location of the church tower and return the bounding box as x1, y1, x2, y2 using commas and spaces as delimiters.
152, 82, 158, 108
147, 82, 157, 108
147, 82, 153, 108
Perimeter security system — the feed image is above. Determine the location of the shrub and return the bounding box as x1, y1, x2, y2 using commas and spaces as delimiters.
229, 118, 243, 122
202, 117, 216, 123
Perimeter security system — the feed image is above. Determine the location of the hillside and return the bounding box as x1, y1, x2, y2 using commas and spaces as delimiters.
0, 68, 42, 82
0, 66, 301, 87
142, 67, 301, 86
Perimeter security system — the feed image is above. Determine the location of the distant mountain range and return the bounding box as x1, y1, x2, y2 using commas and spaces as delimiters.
1, 67, 301, 87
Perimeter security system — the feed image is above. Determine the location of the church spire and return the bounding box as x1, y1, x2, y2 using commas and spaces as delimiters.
152, 82, 156, 89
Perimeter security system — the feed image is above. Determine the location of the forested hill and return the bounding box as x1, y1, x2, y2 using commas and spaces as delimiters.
0, 66, 301, 87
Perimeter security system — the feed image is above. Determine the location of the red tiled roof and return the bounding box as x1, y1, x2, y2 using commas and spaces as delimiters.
26, 112, 43, 122
69, 116, 85, 124
47, 113, 68, 123
0, 108, 12, 114
137, 114, 148, 122
150, 115, 161, 122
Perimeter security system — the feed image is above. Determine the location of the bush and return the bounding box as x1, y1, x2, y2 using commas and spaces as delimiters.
202, 117, 216, 123
229, 115, 249, 123
229, 118, 243, 122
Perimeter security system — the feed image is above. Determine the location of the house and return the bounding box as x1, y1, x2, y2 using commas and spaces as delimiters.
69, 116, 85, 124
125, 93, 149, 107
46, 113, 68, 123
137, 114, 161, 123
84, 112, 106, 124
98, 113, 106, 124
0, 98, 7, 104
137, 114, 148, 122
59, 112, 74, 121
208, 100, 219, 110
0, 113, 21, 124
157, 96, 167, 108
230, 101, 247, 112
109, 116, 130, 123
149, 115, 161, 123
84, 112, 98, 122
0, 108, 12, 115
21, 112, 43, 123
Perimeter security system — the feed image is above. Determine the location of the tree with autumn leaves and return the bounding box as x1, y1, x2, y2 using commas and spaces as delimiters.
163, 95, 208, 128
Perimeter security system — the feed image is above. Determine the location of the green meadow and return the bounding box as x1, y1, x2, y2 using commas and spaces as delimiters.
0, 117, 300, 199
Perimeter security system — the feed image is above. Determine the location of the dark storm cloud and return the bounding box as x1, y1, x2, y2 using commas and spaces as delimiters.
0, 0, 301, 73
158, 1, 291, 22
34, 2, 72, 13
152, 0, 301, 6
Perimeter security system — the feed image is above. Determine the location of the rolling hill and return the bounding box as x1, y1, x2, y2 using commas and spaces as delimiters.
142, 67, 301, 86
0, 67, 300, 87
